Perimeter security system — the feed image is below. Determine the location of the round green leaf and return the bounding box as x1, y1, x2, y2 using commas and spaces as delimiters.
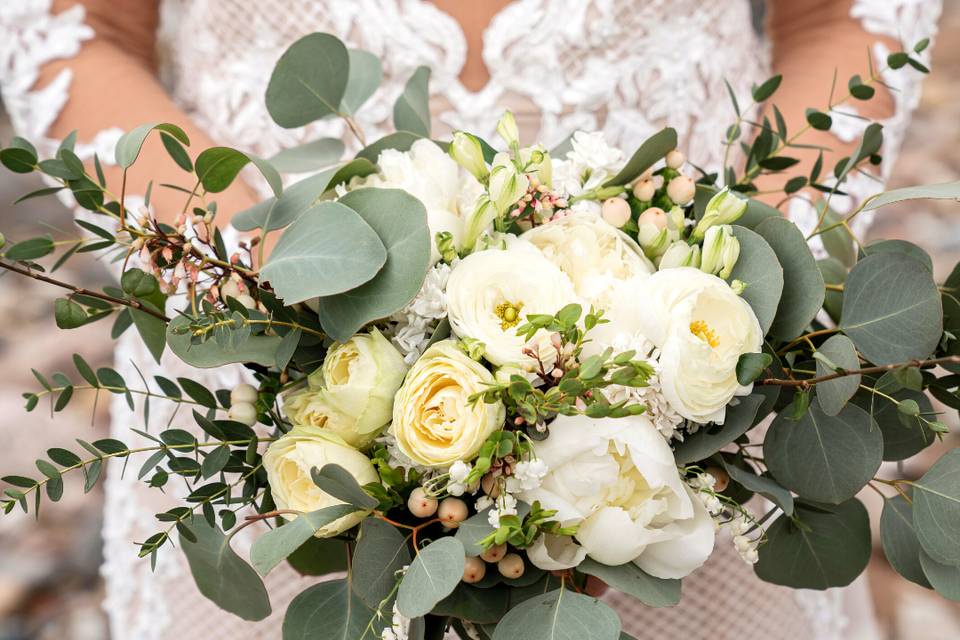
920, 550, 960, 601
353, 518, 411, 609
232, 169, 336, 233
250, 504, 359, 577
764, 397, 882, 504
727, 225, 784, 335
433, 584, 511, 623
754, 217, 825, 339
393, 66, 432, 136
260, 201, 387, 304
912, 449, 960, 565
492, 588, 621, 640
267, 138, 344, 173
863, 239, 933, 272
672, 394, 764, 465
266, 33, 350, 128
578, 558, 680, 608
880, 493, 931, 588
396, 537, 466, 618
282, 579, 378, 640
115, 122, 189, 169
852, 388, 935, 461
755, 499, 871, 589
840, 253, 942, 365
814, 334, 860, 416
195, 146, 282, 197
340, 48, 383, 115
317, 188, 431, 341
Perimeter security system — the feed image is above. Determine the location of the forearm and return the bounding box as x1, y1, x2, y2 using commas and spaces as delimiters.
37, 1, 258, 222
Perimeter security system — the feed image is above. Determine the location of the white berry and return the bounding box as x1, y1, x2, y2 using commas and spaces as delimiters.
497, 553, 525, 579
480, 543, 507, 563
601, 198, 631, 228
227, 401, 257, 426
665, 150, 686, 169
230, 383, 258, 406
632, 179, 656, 202
667, 175, 696, 205
637, 207, 667, 230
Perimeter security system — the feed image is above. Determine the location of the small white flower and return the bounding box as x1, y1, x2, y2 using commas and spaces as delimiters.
446, 460, 473, 495
475, 495, 494, 512
512, 459, 549, 491
487, 493, 518, 529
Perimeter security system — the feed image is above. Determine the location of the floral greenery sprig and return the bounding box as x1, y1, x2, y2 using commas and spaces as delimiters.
477, 500, 576, 550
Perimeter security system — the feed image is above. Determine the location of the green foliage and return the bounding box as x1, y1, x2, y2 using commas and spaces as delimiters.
266, 138, 344, 173
4, 235, 55, 261
310, 463, 379, 510
115, 122, 190, 169
912, 449, 960, 566
492, 588, 621, 640
0, 137, 39, 173
282, 578, 379, 640
880, 493, 931, 588
194, 146, 282, 197
726, 225, 784, 334
166, 314, 284, 368
673, 394, 764, 465
393, 66, 432, 136
231, 169, 336, 233
353, 518, 411, 609
266, 33, 350, 128
341, 48, 383, 115
396, 536, 466, 618
920, 551, 960, 601
355, 131, 423, 163
814, 335, 860, 416
603, 128, 677, 187
853, 387, 936, 461
578, 559, 680, 608
250, 504, 359, 576
736, 352, 772, 385
286, 537, 349, 576
721, 459, 794, 516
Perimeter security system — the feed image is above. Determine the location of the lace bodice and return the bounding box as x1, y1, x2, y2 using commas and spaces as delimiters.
0, 1, 941, 639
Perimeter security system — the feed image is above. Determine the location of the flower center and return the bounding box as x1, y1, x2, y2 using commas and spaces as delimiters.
495, 301, 524, 331
689, 320, 720, 348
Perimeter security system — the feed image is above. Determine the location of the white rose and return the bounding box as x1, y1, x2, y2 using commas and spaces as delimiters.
602, 269, 762, 423
390, 340, 505, 468
284, 330, 408, 447
263, 427, 378, 537
445, 243, 578, 368
521, 211, 654, 306
519, 414, 714, 577
370, 139, 483, 262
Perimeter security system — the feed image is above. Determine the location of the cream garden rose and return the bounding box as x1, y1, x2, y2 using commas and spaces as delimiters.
445, 242, 578, 368
263, 427, 378, 537
283, 329, 408, 447
519, 414, 714, 578
390, 340, 505, 468
521, 211, 654, 306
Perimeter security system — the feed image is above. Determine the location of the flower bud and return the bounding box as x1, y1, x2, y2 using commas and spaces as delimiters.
699, 225, 740, 279
730, 279, 747, 295
692, 188, 747, 240
665, 150, 686, 169
666, 175, 695, 205
489, 158, 529, 216
461, 197, 498, 253
632, 179, 656, 202
638, 225, 669, 258
658, 241, 701, 270
449, 131, 489, 182
601, 198, 631, 228
496, 110, 520, 148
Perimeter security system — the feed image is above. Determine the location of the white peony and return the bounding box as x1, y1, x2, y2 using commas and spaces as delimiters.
445, 243, 578, 368
521, 211, 654, 307
519, 414, 715, 577
369, 139, 484, 262
600, 269, 763, 424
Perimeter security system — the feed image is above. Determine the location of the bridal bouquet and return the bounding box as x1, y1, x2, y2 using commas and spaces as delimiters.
2, 32, 959, 639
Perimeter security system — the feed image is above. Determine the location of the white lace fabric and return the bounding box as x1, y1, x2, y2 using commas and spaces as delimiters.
0, 1, 941, 639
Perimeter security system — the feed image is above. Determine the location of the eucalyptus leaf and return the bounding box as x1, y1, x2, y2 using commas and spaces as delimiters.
287, 537, 349, 576
250, 504, 359, 576
131, 309, 166, 364
115, 122, 189, 169
578, 558, 680, 608
840, 253, 942, 365
764, 398, 882, 504
260, 202, 387, 304
266, 33, 350, 128
317, 189, 431, 341
863, 239, 933, 272
721, 460, 794, 516
862, 181, 960, 212
356, 131, 424, 163
179, 516, 272, 621
396, 537, 466, 618
818, 258, 847, 323
814, 335, 860, 416
353, 518, 411, 609
195, 146, 282, 197
673, 394, 764, 465
267, 139, 344, 173
232, 169, 336, 233
880, 493, 931, 588
911, 449, 960, 565
310, 463, 379, 510
393, 66, 432, 136
341, 48, 383, 114
919, 550, 960, 601
726, 226, 784, 334
166, 315, 282, 368
282, 578, 378, 640
603, 128, 677, 187
852, 388, 935, 461
755, 499, 870, 589
492, 589, 621, 640
432, 585, 510, 623
455, 508, 496, 557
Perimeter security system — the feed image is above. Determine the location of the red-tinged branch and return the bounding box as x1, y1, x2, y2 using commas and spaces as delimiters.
760, 355, 960, 389
0, 259, 170, 321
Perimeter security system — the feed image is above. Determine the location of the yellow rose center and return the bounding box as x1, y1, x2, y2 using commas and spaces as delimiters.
689, 320, 720, 348
494, 301, 524, 331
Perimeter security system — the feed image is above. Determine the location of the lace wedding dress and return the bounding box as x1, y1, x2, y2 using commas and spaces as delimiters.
0, 1, 942, 639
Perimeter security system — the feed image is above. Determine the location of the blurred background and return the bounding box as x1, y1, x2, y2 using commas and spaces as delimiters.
1, 4, 959, 640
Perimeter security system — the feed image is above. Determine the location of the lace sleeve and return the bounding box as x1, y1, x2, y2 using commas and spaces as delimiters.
790, 0, 943, 251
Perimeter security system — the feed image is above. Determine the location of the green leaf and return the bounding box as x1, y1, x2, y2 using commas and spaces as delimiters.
837, 123, 883, 181
753, 217, 824, 339
161, 132, 193, 172
340, 48, 383, 115
578, 558, 680, 608
455, 509, 497, 557
751, 74, 782, 102
282, 579, 378, 640
673, 394, 764, 465
880, 492, 931, 588
195, 146, 282, 197
818, 258, 847, 323
286, 537, 349, 576
862, 181, 960, 212
433, 585, 510, 624
115, 122, 189, 169
920, 550, 960, 601
232, 169, 336, 233
755, 499, 871, 589
764, 397, 882, 504
396, 537, 466, 618
355, 131, 424, 163
736, 352, 772, 386
5, 236, 55, 261
317, 189, 431, 341
814, 335, 860, 416
54, 298, 89, 329
267, 138, 344, 173
261, 201, 387, 304
722, 460, 794, 515
166, 314, 283, 368
863, 238, 933, 272
131, 309, 166, 364
839, 253, 942, 365
819, 206, 857, 268
492, 589, 621, 640
726, 226, 784, 335
911, 449, 960, 565
852, 388, 935, 461
310, 463, 379, 510
0, 143, 38, 173
250, 504, 359, 576
179, 516, 272, 621
603, 128, 677, 187
13, 186, 65, 204
353, 518, 411, 609
393, 66, 432, 136
805, 109, 832, 131
266, 33, 350, 128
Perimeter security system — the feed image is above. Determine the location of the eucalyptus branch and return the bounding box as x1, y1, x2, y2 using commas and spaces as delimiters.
192, 316, 325, 340
760, 355, 960, 389
0, 259, 170, 321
